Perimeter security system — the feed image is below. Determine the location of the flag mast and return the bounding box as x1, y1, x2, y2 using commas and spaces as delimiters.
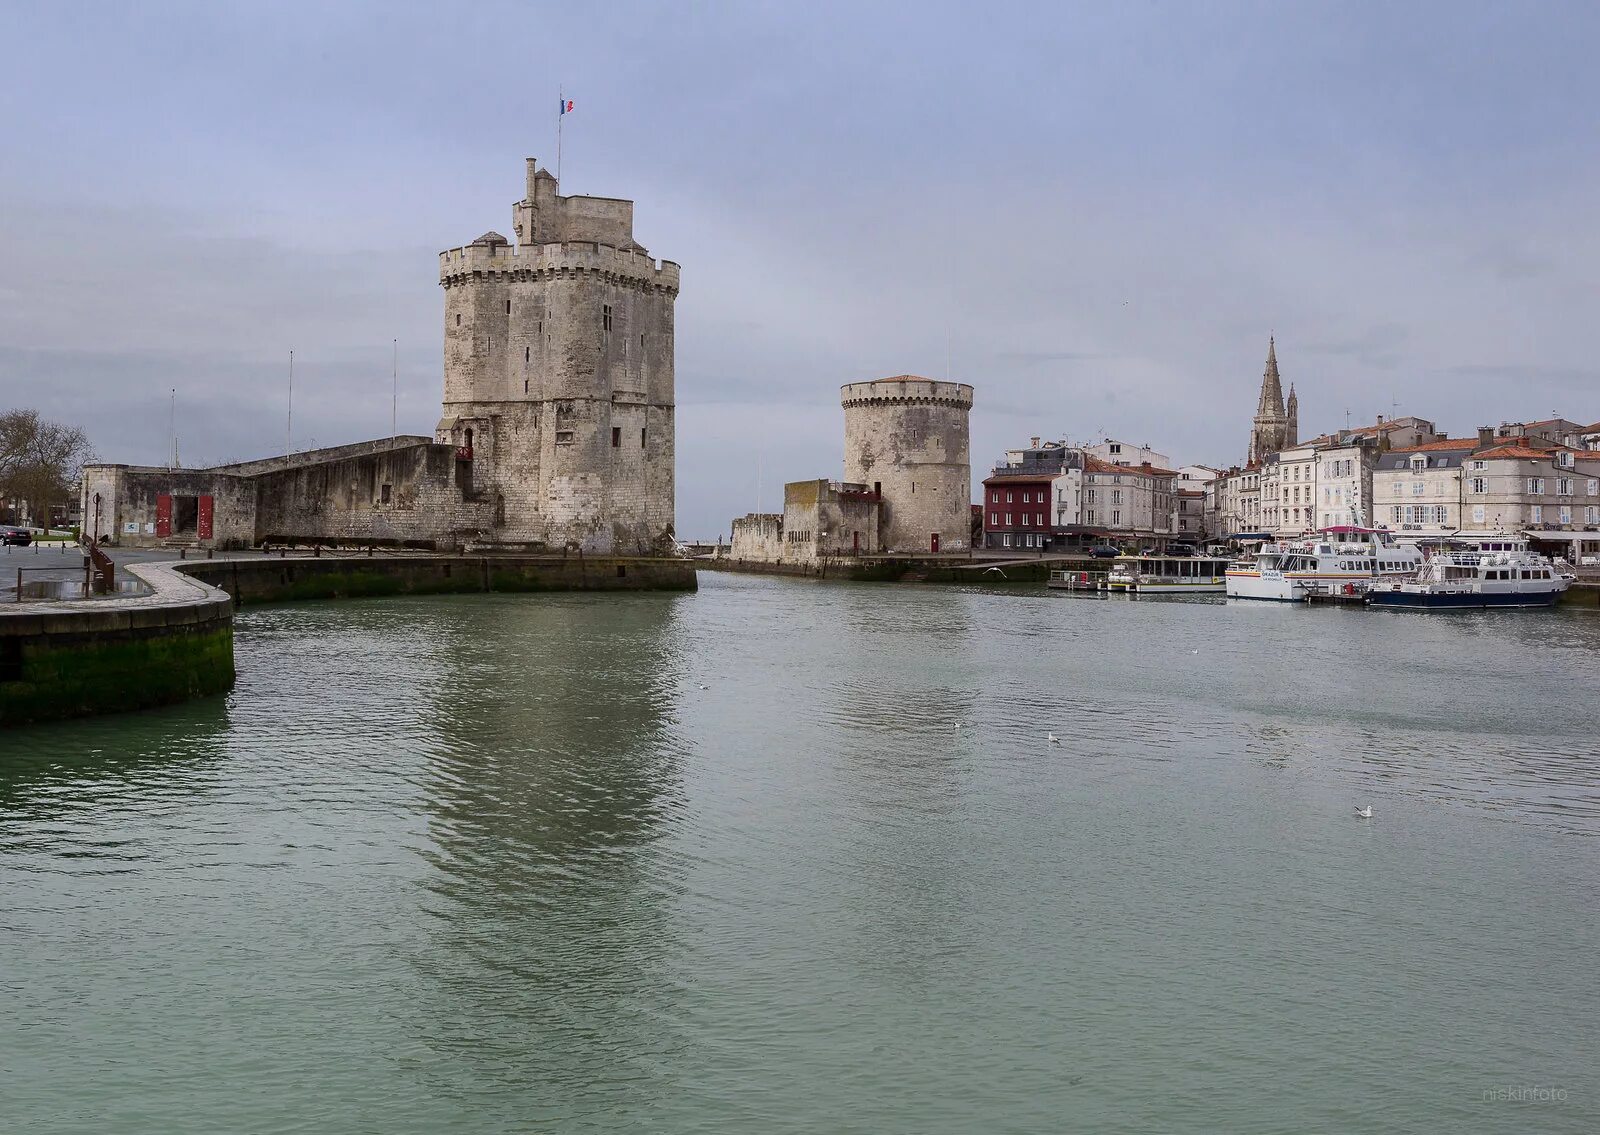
557, 87, 564, 185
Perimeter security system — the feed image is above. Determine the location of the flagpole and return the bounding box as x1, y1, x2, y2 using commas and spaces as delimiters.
286, 349, 294, 460
557, 87, 564, 185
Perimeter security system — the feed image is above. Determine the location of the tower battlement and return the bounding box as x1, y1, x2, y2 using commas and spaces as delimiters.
841, 376, 975, 410
438, 240, 680, 292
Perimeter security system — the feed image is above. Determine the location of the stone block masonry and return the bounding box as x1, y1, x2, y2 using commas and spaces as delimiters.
435, 159, 679, 555
842, 377, 974, 555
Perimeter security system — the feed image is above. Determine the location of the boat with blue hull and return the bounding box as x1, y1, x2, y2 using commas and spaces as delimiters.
1367, 546, 1569, 610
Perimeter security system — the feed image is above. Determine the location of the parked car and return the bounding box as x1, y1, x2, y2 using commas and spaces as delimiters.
1, 525, 33, 546
1088, 544, 1121, 558
1166, 543, 1197, 556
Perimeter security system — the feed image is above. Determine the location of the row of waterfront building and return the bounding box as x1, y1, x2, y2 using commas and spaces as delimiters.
982, 340, 1600, 561
728, 334, 1600, 567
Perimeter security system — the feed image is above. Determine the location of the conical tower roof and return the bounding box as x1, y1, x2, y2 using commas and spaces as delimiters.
1255, 336, 1285, 417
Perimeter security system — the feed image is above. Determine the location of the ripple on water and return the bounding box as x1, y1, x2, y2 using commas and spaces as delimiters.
2, 581, 1599, 1133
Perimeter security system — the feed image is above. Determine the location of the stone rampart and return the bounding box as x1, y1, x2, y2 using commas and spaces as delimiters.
729, 513, 784, 562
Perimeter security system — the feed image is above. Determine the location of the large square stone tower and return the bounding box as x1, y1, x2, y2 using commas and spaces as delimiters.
436, 159, 680, 552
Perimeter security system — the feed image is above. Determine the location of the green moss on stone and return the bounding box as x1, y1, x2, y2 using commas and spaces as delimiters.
0, 623, 235, 726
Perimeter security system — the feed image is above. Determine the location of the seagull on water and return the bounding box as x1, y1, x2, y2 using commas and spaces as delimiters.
1048, 733, 1060, 744
1354, 805, 1373, 819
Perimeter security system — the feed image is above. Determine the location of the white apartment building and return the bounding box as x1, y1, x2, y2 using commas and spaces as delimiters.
1215, 466, 1265, 536
1174, 465, 1221, 540
1265, 445, 1322, 534
1312, 442, 1379, 529
1087, 438, 1172, 469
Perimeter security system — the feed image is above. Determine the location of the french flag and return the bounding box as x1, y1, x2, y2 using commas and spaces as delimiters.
560, 99, 574, 115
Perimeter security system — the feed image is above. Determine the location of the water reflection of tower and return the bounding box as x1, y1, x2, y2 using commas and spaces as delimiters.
407, 592, 692, 1109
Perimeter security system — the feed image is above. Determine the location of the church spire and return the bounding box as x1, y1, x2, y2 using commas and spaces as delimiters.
1255, 336, 1285, 417
1285, 382, 1298, 447
1247, 336, 1291, 465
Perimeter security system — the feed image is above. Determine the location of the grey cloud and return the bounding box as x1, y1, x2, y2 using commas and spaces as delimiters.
6, 2, 1600, 538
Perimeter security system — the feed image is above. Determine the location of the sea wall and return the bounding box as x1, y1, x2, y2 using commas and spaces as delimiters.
178, 554, 697, 605
1, 554, 696, 727
0, 561, 235, 727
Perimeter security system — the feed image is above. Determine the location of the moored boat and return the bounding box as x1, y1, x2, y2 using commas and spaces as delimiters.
1107, 555, 1231, 594
1367, 546, 1570, 609
1225, 526, 1423, 602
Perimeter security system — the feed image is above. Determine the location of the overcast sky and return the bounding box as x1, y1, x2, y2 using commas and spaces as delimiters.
3, 1, 1598, 537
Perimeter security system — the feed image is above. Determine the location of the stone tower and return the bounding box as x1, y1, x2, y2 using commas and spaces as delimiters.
436, 159, 680, 552
1285, 382, 1299, 448
841, 376, 974, 554
1247, 337, 1290, 465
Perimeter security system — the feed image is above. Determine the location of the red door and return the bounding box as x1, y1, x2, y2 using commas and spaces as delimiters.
197, 495, 214, 540
930, 532, 940, 553
155, 494, 172, 538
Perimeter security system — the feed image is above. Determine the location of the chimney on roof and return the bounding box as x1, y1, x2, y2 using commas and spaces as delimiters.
1477, 426, 1494, 450
1377, 414, 1385, 425
1030, 437, 1040, 449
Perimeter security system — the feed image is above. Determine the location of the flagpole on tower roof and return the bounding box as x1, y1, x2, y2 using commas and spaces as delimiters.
557, 88, 565, 186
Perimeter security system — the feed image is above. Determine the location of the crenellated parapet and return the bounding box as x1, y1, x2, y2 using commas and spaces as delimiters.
840, 377, 975, 410
439, 240, 680, 294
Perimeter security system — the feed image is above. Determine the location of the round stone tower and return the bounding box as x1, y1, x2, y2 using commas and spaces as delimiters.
840, 376, 974, 555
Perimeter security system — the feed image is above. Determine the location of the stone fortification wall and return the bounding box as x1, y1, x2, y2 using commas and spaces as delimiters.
436, 164, 679, 555
841, 378, 974, 554
251, 443, 491, 546
212, 436, 434, 477
81, 441, 491, 551
781, 480, 880, 562
730, 513, 784, 563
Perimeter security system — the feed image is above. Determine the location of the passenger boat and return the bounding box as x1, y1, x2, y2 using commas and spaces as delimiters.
1367, 546, 1570, 609
1106, 555, 1231, 594
1225, 526, 1423, 602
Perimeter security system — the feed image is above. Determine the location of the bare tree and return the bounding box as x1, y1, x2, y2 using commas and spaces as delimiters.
0, 409, 96, 527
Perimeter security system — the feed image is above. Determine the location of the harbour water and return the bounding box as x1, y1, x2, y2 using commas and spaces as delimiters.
4, 574, 1599, 1132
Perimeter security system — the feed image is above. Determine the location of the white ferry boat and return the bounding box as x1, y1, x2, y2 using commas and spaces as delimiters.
1106, 555, 1231, 594
1225, 526, 1423, 602
1367, 544, 1570, 610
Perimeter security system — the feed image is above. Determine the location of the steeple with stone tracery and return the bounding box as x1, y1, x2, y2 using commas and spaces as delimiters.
1247, 336, 1292, 465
